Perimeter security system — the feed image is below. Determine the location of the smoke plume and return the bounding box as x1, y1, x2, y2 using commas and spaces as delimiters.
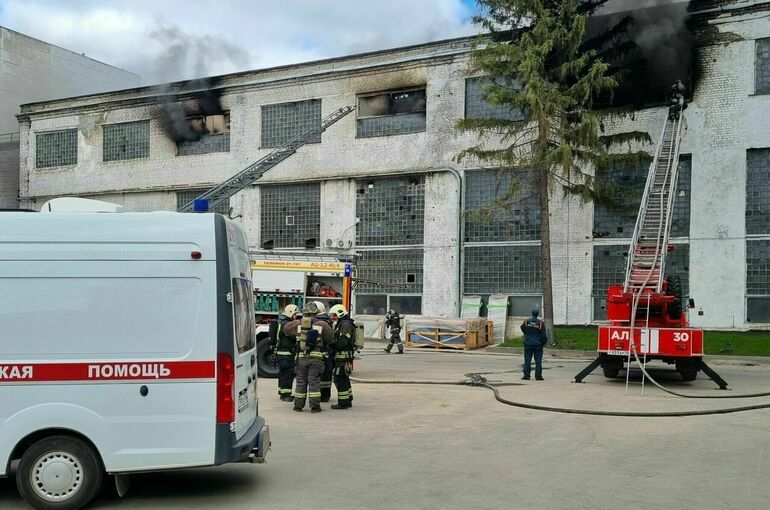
156, 78, 225, 143
588, 0, 695, 107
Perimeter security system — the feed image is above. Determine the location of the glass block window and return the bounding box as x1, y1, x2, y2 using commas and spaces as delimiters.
261, 99, 321, 148
593, 156, 691, 239
756, 37, 770, 95
176, 189, 230, 215
177, 113, 230, 156
465, 169, 540, 242
356, 176, 425, 246
103, 121, 150, 162
747, 240, 770, 323
592, 244, 689, 320
464, 245, 541, 295
746, 149, 770, 235
355, 249, 423, 294
260, 183, 321, 248
465, 77, 525, 120
357, 88, 426, 138
670, 155, 691, 238
747, 240, 770, 296
36, 129, 77, 168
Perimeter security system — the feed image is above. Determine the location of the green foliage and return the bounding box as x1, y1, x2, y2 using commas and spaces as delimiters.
457, 0, 651, 200
502, 327, 770, 357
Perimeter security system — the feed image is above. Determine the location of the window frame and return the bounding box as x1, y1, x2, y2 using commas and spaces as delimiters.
102, 120, 150, 163
176, 112, 231, 157
356, 87, 427, 120
35, 128, 78, 169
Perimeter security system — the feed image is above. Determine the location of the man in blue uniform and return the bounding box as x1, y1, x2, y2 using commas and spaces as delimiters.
521, 308, 548, 381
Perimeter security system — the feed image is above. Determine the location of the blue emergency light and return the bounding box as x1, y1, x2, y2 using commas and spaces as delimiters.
193, 199, 210, 212
344, 265, 351, 277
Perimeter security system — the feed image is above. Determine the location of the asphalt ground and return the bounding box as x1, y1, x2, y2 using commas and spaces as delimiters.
2, 347, 770, 509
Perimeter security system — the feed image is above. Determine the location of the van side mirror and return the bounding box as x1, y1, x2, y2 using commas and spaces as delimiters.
688, 298, 695, 308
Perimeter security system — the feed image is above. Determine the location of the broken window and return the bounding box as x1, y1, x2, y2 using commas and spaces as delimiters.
103, 121, 150, 162
177, 113, 231, 156
464, 168, 540, 242
593, 156, 691, 239
354, 249, 423, 315
355, 176, 425, 246
357, 88, 426, 137
259, 182, 321, 249
36, 129, 77, 168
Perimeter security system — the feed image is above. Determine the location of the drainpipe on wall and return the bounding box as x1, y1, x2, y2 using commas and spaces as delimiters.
438, 166, 464, 316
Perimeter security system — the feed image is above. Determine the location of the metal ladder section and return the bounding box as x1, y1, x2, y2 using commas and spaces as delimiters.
623, 106, 685, 295
179, 105, 355, 212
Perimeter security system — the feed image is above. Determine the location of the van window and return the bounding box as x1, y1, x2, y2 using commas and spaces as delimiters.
233, 278, 256, 353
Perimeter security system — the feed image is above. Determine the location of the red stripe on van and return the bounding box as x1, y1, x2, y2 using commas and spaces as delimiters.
0, 361, 215, 383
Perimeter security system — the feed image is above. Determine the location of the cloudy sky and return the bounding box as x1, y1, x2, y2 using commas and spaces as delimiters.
0, 0, 482, 85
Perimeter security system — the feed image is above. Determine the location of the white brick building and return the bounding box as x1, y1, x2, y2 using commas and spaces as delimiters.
15, 2, 770, 329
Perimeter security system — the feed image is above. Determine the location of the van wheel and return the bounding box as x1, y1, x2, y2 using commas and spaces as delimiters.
17, 435, 104, 510
257, 339, 280, 378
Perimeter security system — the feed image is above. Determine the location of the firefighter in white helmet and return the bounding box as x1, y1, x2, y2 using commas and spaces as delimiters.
284, 301, 334, 412
311, 301, 335, 403
329, 304, 356, 409
269, 304, 300, 401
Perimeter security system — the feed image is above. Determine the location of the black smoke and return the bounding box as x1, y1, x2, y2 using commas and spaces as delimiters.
156, 78, 224, 143
587, 0, 695, 107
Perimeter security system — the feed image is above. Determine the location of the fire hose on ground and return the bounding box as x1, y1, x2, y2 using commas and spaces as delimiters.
349, 367, 770, 417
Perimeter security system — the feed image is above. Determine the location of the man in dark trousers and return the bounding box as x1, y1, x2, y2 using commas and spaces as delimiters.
521, 307, 548, 381
383, 309, 404, 354
284, 302, 334, 413
329, 304, 355, 409
271, 304, 300, 401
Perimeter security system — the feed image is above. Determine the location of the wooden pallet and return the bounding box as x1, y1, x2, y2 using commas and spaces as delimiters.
406, 318, 491, 350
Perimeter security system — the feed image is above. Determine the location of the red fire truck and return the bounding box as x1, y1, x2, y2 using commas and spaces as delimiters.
574, 87, 727, 388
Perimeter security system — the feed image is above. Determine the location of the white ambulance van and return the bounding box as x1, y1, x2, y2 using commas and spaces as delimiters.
0, 203, 269, 510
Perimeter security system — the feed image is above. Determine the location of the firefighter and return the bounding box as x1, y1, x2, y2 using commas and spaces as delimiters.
521, 307, 548, 381
329, 304, 355, 409
383, 308, 404, 354
270, 304, 300, 402
668, 80, 687, 120
285, 301, 334, 413
311, 301, 335, 403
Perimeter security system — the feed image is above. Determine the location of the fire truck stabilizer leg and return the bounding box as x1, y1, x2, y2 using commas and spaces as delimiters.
698, 359, 729, 390
573, 355, 605, 383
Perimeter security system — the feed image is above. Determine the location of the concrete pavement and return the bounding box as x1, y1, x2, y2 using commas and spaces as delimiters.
2, 347, 770, 509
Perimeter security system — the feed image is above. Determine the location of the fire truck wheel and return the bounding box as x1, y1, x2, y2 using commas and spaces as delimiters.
17, 435, 104, 510
676, 359, 699, 382
602, 366, 621, 378
257, 339, 280, 378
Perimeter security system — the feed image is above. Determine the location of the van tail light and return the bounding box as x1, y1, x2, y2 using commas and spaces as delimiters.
216, 353, 235, 424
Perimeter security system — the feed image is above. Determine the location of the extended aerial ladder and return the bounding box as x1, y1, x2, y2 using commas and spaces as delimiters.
574, 85, 727, 388
178, 105, 355, 213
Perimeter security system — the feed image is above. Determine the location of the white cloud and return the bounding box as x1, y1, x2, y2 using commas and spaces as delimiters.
0, 0, 478, 86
